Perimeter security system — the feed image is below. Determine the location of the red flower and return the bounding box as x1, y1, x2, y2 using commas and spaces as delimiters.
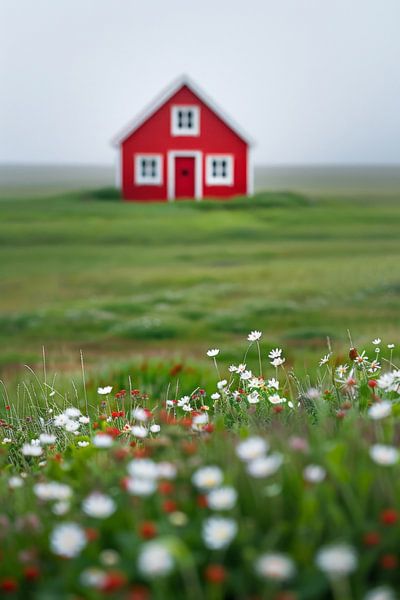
273, 405, 284, 414
363, 531, 381, 546
5, 406, 10, 411
85, 528, 99, 542
197, 494, 208, 508
336, 409, 346, 420
380, 508, 398, 525
158, 481, 174, 495
127, 585, 150, 600
139, 521, 157, 539
204, 564, 227, 584
170, 363, 183, 376
162, 499, 177, 513
380, 554, 398, 569
131, 389, 140, 396
101, 570, 127, 592
0, 578, 18, 592
23, 565, 40, 581
204, 424, 214, 433
368, 379, 378, 388
181, 441, 197, 454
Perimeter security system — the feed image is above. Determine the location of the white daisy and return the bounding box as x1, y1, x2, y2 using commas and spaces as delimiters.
50, 522, 87, 558
138, 541, 174, 577
369, 444, 399, 465
207, 486, 237, 511
97, 386, 113, 395
207, 349, 220, 357
248, 330, 262, 342
315, 544, 357, 578
368, 401, 392, 420
255, 552, 296, 581
192, 466, 223, 490
82, 492, 116, 519
202, 517, 237, 550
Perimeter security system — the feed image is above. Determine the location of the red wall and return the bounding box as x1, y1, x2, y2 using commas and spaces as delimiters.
121, 86, 248, 201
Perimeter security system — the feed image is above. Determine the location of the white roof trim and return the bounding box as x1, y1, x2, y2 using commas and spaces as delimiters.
111, 74, 255, 147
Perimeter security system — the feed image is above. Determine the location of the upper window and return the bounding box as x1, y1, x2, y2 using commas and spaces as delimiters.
206, 155, 234, 186
134, 154, 163, 185
171, 105, 200, 136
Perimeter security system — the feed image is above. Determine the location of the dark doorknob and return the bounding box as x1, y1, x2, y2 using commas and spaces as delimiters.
181, 169, 189, 176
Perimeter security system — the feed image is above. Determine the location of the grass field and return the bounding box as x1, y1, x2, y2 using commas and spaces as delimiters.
0, 179, 399, 386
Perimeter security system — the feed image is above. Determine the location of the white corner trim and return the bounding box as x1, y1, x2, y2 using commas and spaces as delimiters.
167, 150, 203, 201
111, 74, 255, 147
205, 154, 234, 186
134, 154, 163, 185
115, 147, 121, 189
246, 146, 254, 196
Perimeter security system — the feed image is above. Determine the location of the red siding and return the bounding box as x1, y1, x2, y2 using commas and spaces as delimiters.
120, 85, 248, 201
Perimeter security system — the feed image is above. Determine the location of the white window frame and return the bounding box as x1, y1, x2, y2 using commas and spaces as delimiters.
171, 105, 200, 136
205, 154, 234, 186
134, 154, 163, 185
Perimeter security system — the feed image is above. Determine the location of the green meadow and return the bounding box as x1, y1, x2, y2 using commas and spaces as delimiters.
0, 184, 399, 386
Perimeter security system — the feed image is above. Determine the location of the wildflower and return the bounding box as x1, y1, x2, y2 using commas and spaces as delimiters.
53, 414, 69, 427
137, 541, 174, 577
354, 351, 368, 365
247, 453, 283, 478
304, 464, 326, 483
364, 587, 396, 600
150, 424, 161, 433
204, 564, 227, 584
247, 391, 260, 404
369, 444, 399, 465
255, 553, 296, 581
64, 407, 81, 418
207, 349, 220, 357
207, 487, 237, 511
211, 393, 220, 401
236, 437, 268, 461
387, 344, 395, 349
98, 386, 113, 395
34, 481, 72, 501
78, 441, 90, 447
80, 568, 107, 589
2, 438, 12, 444
39, 433, 56, 445
8, 476, 24, 489
93, 434, 113, 448
182, 404, 193, 412
192, 466, 223, 490
248, 330, 262, 342
82, 492, 116, 519
336, 364, 349, 379
217, 379, 227, 390
368, 401, 392, 420
132, 408, 149, 422
52, 501, 70, 515
269, 348, 282, 359
372, 338, 382, 345
131, 425, 148, 438
315, 544, 357, 578
240, 370, 253, 381
50, 522, 87, 558
270, 357, 285, 367
128, 459, 159, 479
267, 378, 279, 390
380, 508, 398, 525
169, 511, 188, 526
368, 361, 381, 374
229, 365, 237, 372
319, 353, 332, 367
79, 415, 90, 424
157, 461, 177, 480
22, 443, 43, 457
65, 420, 80, 433
202, 517, 237, 550
377, 370, 400, 393
125, 478, 156, 496
268, 393, 286, 404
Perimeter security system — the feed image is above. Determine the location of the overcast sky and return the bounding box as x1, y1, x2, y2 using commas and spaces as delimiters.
1, 0, 400, 166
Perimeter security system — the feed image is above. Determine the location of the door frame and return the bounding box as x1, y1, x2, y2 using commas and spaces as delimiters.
167, 150, 203, 201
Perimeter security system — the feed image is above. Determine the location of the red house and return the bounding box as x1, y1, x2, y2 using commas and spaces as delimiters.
112, 75, 254, 201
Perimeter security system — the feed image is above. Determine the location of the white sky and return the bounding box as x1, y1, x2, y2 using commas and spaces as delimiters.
1, 0, 400, 165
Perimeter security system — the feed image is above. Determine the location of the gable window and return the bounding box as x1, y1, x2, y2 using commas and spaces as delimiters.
206, 155, 234, 186
171, 105, 200, 136
134, 154, 163, 185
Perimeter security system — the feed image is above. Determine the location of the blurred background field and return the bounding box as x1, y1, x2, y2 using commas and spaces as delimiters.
0, 164, 399, 390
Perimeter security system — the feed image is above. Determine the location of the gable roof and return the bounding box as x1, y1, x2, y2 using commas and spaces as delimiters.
111, 74, 254, 147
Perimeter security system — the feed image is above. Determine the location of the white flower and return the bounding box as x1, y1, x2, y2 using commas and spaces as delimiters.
369, 444, 399, 465
240, 370, 253, 381
268, 348, 282, 359
270, 357, 285, 367
319, 353, 332, 367
388, 344, 395, 349
157, 462, 178, 480
138, 541, 174, 577
202, 517, 237, 549
64, 407, 81, 418
39, 433, 56, 445
247, 453, 283, 478
182, 404, 193, 412
377, 370, 400, 394
372, 338, 381, 345
8, 476, 24, 489
229, 365, 238, 373
236, 437, 268, 461
82, 492, 116, 519
65, 420, 80, 433
125, 477, 156, 496
178, 396, 190, 406
368, 401, 392, 420
248, 330, 262, 342
247, 391, 260, 404
150, 424, 161, 433
355, 351, 369, 365
192, 466, 223, 490
132, 407, 149, 421
207, 349, 219, 357
267, 378, 279, 390
336, 364, 349, 379
34, 481, 72, 501
255, 552, 296, 581
22, 443, 43, 457
93, 434, 113, 448
80, 567, 107, 589
368, 360, 381, 373
52, 500, 70, 515
364, 587, 396, 600
268, 393, 286, 405
217, 379, 228, 390
249, 377, 263, 389
304, 464, 326, 483
131, 425, 148, 438
97, 386, 113, 395
50, 522, 87, 558
127, 459, 158, 480
315, 544, 357, 578
207, 487, 237, 511
78, 441, 90, 447
79, 415, 90, 424
2, 437, 12, 444
53, 414, 69, 427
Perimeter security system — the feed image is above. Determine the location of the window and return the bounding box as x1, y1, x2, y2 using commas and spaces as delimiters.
134, 154, 163, 185
205, 155, 234, 185
171, 105, 200, 136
